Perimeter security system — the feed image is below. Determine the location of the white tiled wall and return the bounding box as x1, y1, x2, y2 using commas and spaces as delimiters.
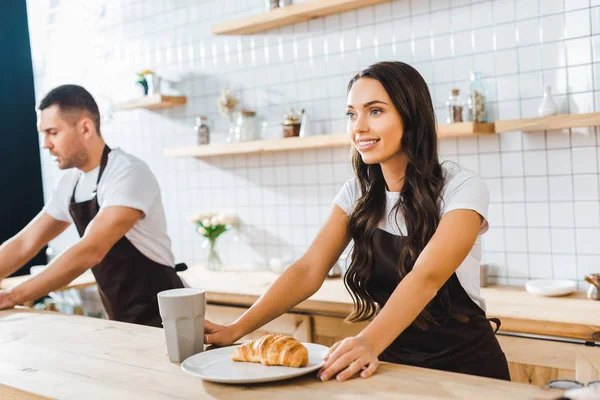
26, 0, 600, 288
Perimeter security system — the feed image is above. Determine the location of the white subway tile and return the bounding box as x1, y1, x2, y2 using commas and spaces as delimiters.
572, 147, 598, 173
550, 202, 575, 227
505, 227, 528, 251
495, 23, 518, 49
431, 9, 451, 35
522, 131, 547, 150
569, 92, 595, 114
412, 14, 431, 38
577, 254, 600, 276
493, 0, 516, 24
547, 149, 572, 175
565, 9, 591, 39
548, 175, 574, 201
576, 228, 600, 254
552, 255, 577, 279
573, 174, 600, 200
517, 19, 541, 46
501, 152, 524, 176
495, 49, 519, 75
506, 253, 529, 278
546, 129, 571, 148
568, 64, 594, 93
472, 2, 493, 28
524, 150, 548, 175
526, 202, 550, 226
479, 153, 502, 178
503, 177, 526, 201
451, 5, 471, 31
566, 37, 592, 66
528, 254, 553, 278
550, 228, 577, 253
503, 203, 527, 227
542, 42, 567, 69
527, 228, 552, 253
519, 45, 543, 72
574, 201, 600, 227
458, 136, 479, 153
543, 68, 568, 94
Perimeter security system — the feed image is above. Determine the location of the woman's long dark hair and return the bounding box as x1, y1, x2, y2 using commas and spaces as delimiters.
344, 62, 446, 329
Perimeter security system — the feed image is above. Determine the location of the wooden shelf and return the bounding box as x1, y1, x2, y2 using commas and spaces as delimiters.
165, 122, 495, 159
495, 112, 600, 133
439, 122, 495, 136
165, 133, 349, 158
116, 94, 187, 111
211, 0, 393, 35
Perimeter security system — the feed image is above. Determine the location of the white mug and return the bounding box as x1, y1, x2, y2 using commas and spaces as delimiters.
157, 288, 206, 363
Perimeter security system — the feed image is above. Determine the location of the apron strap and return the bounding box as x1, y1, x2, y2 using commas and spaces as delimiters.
71, 145, 112, 202
487, 317, 501, 333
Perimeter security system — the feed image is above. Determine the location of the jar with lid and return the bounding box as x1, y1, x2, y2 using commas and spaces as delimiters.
239, 110, 257, 141
228, 110, 257, 142
446, 89, 463, 123
194, 116, 210, 145
467, 72, 487, 123
283, 109, 301, 137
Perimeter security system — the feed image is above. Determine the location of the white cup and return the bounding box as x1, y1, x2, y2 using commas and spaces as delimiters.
157, 288, 206, 363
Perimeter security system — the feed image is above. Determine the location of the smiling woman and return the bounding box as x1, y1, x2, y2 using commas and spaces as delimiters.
202, 61, 508, 384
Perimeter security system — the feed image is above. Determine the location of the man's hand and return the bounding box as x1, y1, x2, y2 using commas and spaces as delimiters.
0, 289, 16, 310
9, 206, 143, 306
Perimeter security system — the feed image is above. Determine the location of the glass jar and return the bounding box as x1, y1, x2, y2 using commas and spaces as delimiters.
467, 72, 487, 123
446, 89, 463, 123
194, 116, 210, 145
228, 110, 257, 142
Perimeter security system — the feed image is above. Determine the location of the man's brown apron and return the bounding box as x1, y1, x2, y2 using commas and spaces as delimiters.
68, 145, 184, 327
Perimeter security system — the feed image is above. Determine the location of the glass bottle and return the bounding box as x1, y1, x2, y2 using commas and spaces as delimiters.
194, 116, 210, 145
446, 89, 463, 123
467, 72, 487, 123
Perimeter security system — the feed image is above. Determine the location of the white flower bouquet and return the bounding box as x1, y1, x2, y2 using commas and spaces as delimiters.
189, 211, 237, 271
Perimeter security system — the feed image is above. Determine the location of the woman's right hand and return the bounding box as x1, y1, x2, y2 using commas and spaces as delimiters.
204, 319, 240, 347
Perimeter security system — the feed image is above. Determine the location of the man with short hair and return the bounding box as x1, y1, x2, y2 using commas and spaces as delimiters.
0, 84, 184, 326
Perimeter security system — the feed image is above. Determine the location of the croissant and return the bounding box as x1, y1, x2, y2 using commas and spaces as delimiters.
231, 334, 309, 368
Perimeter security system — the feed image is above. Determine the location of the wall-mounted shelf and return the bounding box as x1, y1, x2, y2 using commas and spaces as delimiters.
165, 133, 349, 158
165, 122, 495, 159
495, 112, 600, 133
116, 94, 187, 111
211, 0, 393, 35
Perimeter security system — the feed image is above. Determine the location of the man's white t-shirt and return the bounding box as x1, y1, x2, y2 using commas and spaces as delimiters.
44, 148, 175, 268
334, 161, 490, 311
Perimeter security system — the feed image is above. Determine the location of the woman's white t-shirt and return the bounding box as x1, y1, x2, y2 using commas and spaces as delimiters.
334, 162, 490, 311
44, 148, 175, 268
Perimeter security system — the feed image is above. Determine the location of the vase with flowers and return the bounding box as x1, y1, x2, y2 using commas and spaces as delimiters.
217, 88, 240, 143
190, 211, 237, 271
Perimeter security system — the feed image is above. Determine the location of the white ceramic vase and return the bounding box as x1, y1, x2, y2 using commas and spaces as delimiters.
537, 86, 558, 117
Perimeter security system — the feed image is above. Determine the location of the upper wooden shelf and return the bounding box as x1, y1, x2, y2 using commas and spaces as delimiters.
495, 112, 600, 133
116, 94, 187, 111
165, 122, 494, 158
211, 0, 393, 35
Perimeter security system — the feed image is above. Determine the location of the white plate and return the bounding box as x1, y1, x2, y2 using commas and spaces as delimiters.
181, 342, 328, 384
525, 279, 577, 297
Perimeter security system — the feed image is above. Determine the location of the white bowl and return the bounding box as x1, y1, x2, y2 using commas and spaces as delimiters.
525, 279, 577, 297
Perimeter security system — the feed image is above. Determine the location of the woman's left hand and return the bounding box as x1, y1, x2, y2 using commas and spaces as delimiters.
317, 336, 380, 382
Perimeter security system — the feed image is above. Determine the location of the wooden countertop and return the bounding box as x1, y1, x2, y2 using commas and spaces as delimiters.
179, 268, 600, 342
0, 309, 560, 399
4, 267, 600, 341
